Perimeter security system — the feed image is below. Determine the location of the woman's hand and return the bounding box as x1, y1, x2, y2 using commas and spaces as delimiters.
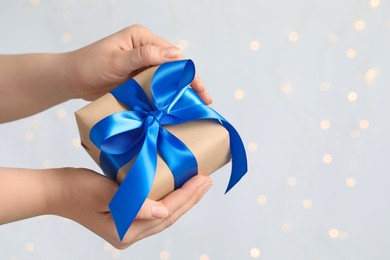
66, 25, 211, 104
0, 167, 211, 249
0, 24, 211, 123
48, 168, 212, 249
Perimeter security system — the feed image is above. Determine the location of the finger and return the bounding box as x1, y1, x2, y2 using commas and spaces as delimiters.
162, 175, 212, 216
92, 200, 169, 248
191, 74, 212, 105
137, 175, 212, 238
94, 175, 212, 248
122, 24, 175, 49
122, 25, 213, 104
172, 52, 212, 105
120, 25, 212, 104
135, 199, 169, 220
119, 45, 181, 73
122, 175, 212, 242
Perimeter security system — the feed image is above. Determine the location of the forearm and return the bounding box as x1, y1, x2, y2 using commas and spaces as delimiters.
0, 168, 55, 224
0, 53, 73, 123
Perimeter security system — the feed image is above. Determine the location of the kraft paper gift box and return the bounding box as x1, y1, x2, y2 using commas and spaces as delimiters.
75, 67, 231, 200
74, 59, 247, 239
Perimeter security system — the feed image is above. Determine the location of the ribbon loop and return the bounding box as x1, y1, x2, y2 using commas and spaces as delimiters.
90, 59, 248, 240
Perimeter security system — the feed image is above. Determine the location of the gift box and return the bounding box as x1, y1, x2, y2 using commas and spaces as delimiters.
75, 59, 247, 239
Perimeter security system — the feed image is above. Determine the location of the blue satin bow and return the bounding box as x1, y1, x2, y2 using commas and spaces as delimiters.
89, 59, 247, 240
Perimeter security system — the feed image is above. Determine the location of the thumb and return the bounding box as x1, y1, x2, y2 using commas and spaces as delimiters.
124, 45, 182, 72
135, 198, 169, 220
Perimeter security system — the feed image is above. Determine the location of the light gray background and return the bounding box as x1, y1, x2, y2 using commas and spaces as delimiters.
1, 0, 389, 259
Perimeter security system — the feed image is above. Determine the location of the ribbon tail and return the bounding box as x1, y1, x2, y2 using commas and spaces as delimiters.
109, 122, 159, 240
169, 105, 248, 193
220, 120, 248, 193
158, 127, 198, 189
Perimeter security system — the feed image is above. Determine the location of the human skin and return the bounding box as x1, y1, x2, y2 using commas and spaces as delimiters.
0, 24, 213, 249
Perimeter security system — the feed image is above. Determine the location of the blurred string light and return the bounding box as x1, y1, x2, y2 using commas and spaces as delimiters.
346, 49, 356, 59
365, 68, 379, 83
248, 141, 258, 152
350, 129, 360, 138
287, 176, 297, 187
281, 83, 293, 95
250, 40, 261, 51
24, 131, 34, 142
62, 32, 72, 43
57, 108, 67, 119
370, 0, 380, 8
359, 119, 369, 129
302, 198, 313, 209
320, 120, 331, 130
281, 223, 292, 233
250, 248, 261, 258
328, 33, 338, 44
25, 242, 35, 252
322, 154, 333, 164
234, 89, 245, 100
288, 32, 299, 42
320, 82, 330, 92
160, 250, 170, 260
177, 39, 189, 50
30, 0, 40, 6
347, 91, 358, 102
354, 20, 365, 31
328, 228, 349, 240
328, 228, 340, 238
199, 255, 210, 260
257, 195, 267, 206
72, 137, 81, 148
346, 177, 357, 187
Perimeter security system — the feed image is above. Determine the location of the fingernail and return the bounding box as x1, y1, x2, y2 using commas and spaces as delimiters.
151, 205, 169, 218
204, 90, 212, 104
201, 176, 213, 194
162, 47, 182, 58
197, 86, 205, 93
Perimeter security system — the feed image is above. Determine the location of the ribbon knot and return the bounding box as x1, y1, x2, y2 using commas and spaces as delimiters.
148, 109, 164, 123
89, 59, 247, 240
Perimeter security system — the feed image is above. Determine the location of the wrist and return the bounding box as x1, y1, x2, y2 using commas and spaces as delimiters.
0, 168, 53, 223
62, 48, 102, 101
43, 168, 72, 217
58, 51, 81, 100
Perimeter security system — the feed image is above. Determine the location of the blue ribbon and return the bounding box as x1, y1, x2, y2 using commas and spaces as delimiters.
89, 59, 247, 240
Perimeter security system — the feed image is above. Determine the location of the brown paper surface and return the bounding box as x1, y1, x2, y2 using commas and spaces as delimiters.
75, 66, 231, 200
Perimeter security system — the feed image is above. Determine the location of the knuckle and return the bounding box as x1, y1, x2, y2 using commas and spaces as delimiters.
110, 233, 136, 250
135, 210, 147, 220
111, 241, 132, 250
108, 51, 123, 71
139, 45, 153, 63
125, 24, 151, 39
182, 186, 200, 204
129, 24, 146, 32
108, 51, 131, 76
192, 191, 204, 205
164, 214, 178, 229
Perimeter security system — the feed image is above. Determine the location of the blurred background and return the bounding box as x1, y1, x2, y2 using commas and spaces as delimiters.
0, 0, 389, 259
